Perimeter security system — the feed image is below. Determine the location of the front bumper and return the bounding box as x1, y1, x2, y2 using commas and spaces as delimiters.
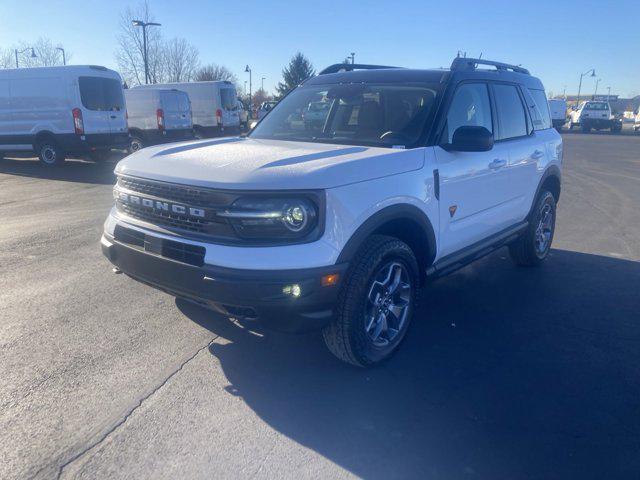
101, 233, 347, 333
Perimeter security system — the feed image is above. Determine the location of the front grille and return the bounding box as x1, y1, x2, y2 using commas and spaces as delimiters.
115, 176, 237, 238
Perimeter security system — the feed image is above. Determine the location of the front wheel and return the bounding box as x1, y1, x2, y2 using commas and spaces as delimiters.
509, 191, 556, 266
323, 235, 419, 367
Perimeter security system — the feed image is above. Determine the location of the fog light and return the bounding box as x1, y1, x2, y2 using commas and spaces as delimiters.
283, 284, 301, 297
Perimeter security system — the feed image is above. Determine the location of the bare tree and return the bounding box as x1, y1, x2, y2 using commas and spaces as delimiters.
163, 38, 199, 82
194, 64, 238, 84
115, 0, 164, 85
4, 38, 70, 68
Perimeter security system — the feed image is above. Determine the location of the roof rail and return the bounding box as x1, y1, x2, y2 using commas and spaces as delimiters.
450, 57, 530, 75
318, 63, 402, 75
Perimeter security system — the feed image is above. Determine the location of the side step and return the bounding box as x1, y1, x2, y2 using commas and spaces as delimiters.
426, 221, 528, 279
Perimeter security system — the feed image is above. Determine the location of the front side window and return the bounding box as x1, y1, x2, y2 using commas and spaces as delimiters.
79, 77, 124, 111
493, 84, 528, 140
443, 83, 492, 143
250, 83, 439, 148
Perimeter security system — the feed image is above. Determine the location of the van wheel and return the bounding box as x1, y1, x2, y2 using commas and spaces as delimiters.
509, 191, 556, 267
129, 137, 144, 153
193, 128, 205, 139
581, 124, 591, 133
322, 235, 419, 367
37, 140, 65, 166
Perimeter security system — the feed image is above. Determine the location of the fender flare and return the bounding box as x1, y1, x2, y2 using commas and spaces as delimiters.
528, 165, 562, 219
336, 204, 437, 268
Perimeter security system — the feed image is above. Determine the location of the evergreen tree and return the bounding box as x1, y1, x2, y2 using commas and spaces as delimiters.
276, 52, 315, 98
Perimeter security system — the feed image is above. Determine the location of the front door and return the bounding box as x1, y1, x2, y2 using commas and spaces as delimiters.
434, 82, 512, 258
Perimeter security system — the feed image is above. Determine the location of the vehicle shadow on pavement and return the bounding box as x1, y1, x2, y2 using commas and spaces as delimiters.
0, 157, 120, 185
177, 248, 640, 479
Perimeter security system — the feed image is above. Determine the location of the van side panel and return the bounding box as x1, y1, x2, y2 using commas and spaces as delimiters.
11, 75, 71, 136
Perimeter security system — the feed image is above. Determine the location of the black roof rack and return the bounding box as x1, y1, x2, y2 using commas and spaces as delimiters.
318, 63, 402, 75
450, 57, 530, 75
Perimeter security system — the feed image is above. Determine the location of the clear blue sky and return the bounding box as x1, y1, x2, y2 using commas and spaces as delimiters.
1, 0, 639, 98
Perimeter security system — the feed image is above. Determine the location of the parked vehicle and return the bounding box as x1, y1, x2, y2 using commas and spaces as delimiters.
237, 99, 248, 129
568, 101, 621, 133
548, 99, 567, 130
257, 101, 278, 120
634, 107, 640, 133
124, 88, 193, 152
103, 57, 562, 366
0, 65, 128, 166
135, 81, 239, 138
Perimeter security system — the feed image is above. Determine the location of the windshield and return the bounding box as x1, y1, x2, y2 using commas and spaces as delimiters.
250, 83, 439, 147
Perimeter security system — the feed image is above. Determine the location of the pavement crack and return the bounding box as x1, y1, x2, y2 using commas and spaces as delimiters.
54, 337, 216, 479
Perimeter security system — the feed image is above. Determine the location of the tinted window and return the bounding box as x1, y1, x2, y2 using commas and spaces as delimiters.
220, 88, 236, 110
444, 83, 492, 143
527, 88, 552, 130
79, 77, 124, 111
493, 84, 528, 139
584, 102, 609, 110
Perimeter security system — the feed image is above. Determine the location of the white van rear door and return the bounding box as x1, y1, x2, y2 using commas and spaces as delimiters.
220, 87, 240, 127
160, 91, 191, 130
78, 76, 112, 134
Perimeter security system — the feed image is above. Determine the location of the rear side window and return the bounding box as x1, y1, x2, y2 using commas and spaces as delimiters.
527, 88, 552, 130
493, 84, 528, 140
79, 77, 124, 111
444, 83, 493, 143
161, 92, 179, 112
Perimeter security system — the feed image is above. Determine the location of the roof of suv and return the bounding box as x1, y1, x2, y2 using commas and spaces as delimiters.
305, 58, 545, 90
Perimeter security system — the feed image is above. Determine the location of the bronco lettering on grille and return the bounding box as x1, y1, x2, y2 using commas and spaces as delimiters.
116, 191, 206, 218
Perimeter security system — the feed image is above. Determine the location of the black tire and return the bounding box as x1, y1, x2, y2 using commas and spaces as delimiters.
36, 139, 65, 166
581, 124, 591, 133
509, 191, 556, 267
129, 136, 144, 154
322, 235, 419, 367
193, 127, 205, 139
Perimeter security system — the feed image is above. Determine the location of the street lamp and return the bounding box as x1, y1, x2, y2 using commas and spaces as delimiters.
244, 80, 247, 95
606, 86, 611, 102
261, 76, 265, 91
14, 47, 36, 68
132, 19, 161, 84
245, 65, 252, 117
593, 78, 601, 99
56, 47, 66, 66
576, 68, 596, 108
350, 52, 355, 64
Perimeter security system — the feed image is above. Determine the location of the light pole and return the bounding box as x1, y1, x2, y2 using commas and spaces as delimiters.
576, 68, 595, 108
244, 80, 247, 96
245, 65, 252, 117
562, 85, 567, 99
593, 78, 601, 99
56, 47, 66, 65
350, 52, 355, 64
14, 47, 36, 68
261, 76, 265, 92
132, 19, 161, 84
606, 86, 611, 102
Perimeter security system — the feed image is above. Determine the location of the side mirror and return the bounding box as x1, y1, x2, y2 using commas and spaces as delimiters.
445, 126, 494, 152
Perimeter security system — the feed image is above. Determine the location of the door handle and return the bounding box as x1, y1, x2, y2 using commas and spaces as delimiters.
531, 150, 544, 160
488, 159, 507, 170
110, 115, 117, 119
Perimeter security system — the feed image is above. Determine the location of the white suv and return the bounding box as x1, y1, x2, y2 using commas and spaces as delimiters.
102, 58, 562, 367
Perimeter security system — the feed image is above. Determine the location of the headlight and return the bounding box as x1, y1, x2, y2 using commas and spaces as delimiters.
219, 196, 320, 241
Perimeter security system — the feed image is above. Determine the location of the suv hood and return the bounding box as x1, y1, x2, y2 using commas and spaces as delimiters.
115, 137, 424, 190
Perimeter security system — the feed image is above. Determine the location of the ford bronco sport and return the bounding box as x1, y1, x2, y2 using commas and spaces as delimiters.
102, 57, 562, 367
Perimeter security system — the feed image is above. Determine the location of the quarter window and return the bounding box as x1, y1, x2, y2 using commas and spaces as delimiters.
527, 88, 552, 130
444, 83, 492, 143
493, 84, 528, 140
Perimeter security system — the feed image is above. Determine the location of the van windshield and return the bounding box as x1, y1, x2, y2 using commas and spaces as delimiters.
250, 83, 439, 148
220, 88, 236, 110
79, 77, 124, 111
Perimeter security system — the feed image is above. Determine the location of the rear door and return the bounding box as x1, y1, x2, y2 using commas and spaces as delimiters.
220, 87, 239, 127
434, 82, 512, 257
159, 91, 181, 131
78, 76, 111, 135
104, 77, 127, 135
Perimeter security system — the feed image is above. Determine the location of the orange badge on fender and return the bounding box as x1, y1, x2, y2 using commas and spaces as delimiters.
449, 205, 458, 218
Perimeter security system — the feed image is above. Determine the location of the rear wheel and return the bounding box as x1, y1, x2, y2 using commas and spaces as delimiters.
509, 191, 556, 266
129, 136, 144, 153
36, 140, 65, 166
581, 124, 591, 133
323, 235, 419, 367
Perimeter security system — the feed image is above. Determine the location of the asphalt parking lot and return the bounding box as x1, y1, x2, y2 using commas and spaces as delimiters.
1, 132, 639, 479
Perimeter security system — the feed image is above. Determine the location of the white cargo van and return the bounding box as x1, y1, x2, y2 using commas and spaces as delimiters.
135, 81, 239, 138
0, 65, 128, 166
548, 99, 567, 130
124, 88, 193, 152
